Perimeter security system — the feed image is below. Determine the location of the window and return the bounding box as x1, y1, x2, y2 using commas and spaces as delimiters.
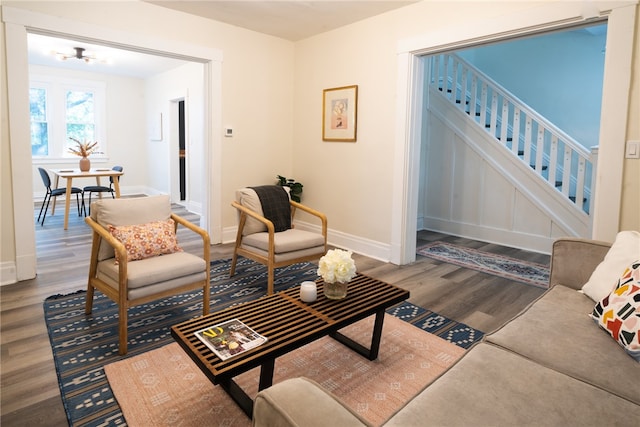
29, 86, 49, 156
66, 90, 96, 150
30, 75, 106, 160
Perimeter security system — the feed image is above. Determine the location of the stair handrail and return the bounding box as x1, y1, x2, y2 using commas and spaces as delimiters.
437, 53, 591, 159
431, 53, 594, 214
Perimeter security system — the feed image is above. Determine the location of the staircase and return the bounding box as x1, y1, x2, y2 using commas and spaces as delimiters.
429, 53, 597, 216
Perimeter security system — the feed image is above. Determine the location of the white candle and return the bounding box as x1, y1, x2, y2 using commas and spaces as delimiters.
300, 281, 317, 302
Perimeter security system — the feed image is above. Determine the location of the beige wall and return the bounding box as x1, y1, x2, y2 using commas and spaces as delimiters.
621, 22, 640, 230
1, 1, 295, 284
2, 1, 638, 285
293, 1, 640, 246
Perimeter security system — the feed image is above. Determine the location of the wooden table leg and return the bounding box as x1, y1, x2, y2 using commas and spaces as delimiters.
64, 178, 72, 230
112, 174, 121, 198
51, 174, 60, 215
95, 177, 103, 199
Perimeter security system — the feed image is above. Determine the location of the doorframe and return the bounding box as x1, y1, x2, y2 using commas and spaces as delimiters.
391, 2, 637, 264
3, 6, 224, 281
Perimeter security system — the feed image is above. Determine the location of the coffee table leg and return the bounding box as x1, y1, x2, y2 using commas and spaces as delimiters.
259, 358, 275, 390
219, 377, 254, 418
330, 310, 385, 360
218, 358, 276, 419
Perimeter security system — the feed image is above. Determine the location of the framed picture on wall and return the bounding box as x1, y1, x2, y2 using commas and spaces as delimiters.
322, 85, 358, 142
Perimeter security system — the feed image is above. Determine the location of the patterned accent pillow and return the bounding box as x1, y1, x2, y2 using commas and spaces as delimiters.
108, 219, 183, 263
591, 260, 640, 362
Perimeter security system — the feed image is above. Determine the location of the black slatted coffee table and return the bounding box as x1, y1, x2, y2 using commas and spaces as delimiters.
171, 273, 409, 417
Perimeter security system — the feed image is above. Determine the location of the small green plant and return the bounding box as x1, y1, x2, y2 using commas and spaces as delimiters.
276, 175, 303, 202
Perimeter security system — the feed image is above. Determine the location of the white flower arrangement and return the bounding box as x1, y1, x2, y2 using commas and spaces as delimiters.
317, 249, 356, 284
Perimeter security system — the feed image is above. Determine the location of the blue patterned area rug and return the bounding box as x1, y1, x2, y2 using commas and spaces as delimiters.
44, 258, 483, 426
417, 241, 550, 288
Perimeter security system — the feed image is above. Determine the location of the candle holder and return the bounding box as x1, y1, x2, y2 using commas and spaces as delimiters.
299, 281, 317, 303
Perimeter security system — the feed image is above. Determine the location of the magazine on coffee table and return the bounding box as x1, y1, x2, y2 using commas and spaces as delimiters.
194, 318, 267, 361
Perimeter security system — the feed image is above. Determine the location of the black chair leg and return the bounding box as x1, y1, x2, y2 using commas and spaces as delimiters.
37, 193, 49, 224
76, 193, 82, 216
40, 195, 52, 226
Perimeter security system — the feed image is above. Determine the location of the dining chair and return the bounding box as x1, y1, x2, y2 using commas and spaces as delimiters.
230, 185, 327, 295
82, 165, 123, 215
37, 167, 83, 226
85, 195, 210, 355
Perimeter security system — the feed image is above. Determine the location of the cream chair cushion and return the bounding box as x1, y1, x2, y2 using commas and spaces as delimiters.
236, 187, 290, 236
242, 229, 325, 253
92, 195, 172, 261
96, 252, 207, 299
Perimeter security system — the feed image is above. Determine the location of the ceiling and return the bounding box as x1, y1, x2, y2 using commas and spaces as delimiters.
28, 33, 192, 78
28, 1, 418, 78
146, 1, 419, 41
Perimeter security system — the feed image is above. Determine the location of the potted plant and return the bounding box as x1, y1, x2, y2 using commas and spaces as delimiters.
69, 138, 100, 171
276, 175, 303, 202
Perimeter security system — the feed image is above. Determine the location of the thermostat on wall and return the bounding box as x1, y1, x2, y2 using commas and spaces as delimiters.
224, 127, 233, 137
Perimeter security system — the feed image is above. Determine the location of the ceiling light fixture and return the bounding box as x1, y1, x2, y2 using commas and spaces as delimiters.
55, 47, 97, 63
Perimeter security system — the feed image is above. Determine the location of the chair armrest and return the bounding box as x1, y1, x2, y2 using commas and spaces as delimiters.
290, 200, 328, 237
549, 237, 611, 290
85, 216, 129, 296
230, 201, 276, 234
85, 216, 129, 266
171, 213, 211, 264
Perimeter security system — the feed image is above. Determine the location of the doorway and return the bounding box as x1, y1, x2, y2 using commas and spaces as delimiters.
417, 24, 606, 252
391, 5, 635, 265
5, 8, 224, 283
178, 100, 186, 201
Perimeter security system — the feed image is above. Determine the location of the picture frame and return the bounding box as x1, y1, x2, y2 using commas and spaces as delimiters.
149, 113, 163, 141
322, 85, 358, 142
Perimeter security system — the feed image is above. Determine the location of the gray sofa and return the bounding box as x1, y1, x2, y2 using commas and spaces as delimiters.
252, 237, 640, 426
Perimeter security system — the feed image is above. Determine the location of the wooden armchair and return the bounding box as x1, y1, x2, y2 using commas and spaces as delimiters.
85, 195, 210, 355
230, 186, 327, 295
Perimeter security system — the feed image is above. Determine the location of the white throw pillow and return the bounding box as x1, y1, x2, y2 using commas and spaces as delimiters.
581, 231, 640, 302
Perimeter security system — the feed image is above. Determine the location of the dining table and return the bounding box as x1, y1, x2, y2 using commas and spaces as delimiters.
49, 167, 124, 230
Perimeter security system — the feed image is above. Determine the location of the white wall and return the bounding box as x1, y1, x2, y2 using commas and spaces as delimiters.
458, 26, 607, 149
30, 64, 147, 199
421, 88, 588, 253
145, 62, 205, 213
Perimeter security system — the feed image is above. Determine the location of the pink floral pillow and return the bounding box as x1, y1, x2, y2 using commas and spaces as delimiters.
591, 260, 640, 362
108, 219, 182, 263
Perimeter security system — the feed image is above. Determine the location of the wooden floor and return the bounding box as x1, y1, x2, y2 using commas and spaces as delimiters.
0, 203, 549, 426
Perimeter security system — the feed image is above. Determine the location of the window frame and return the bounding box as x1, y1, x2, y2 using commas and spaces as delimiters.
30, 74, 107, 164
29, 82, 51, 157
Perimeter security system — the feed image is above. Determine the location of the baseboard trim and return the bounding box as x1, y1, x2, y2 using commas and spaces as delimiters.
0, 261, 17, 286
223, 221, 393, 263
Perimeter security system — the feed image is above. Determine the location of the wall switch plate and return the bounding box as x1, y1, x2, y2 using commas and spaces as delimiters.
224, 127, 233, 137
626, 140, 640, 159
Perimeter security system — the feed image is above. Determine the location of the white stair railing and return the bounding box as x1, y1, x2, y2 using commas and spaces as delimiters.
430, 53, 596, 215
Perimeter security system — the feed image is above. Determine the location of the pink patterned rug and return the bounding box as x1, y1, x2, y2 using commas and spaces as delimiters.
105, 314, 465, 426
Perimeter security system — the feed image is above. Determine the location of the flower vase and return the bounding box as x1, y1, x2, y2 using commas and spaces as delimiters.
323, 280, 348, 300
79, 156, 90, 172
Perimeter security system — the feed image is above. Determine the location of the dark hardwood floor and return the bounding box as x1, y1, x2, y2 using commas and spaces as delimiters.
0, 202, 549, 426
